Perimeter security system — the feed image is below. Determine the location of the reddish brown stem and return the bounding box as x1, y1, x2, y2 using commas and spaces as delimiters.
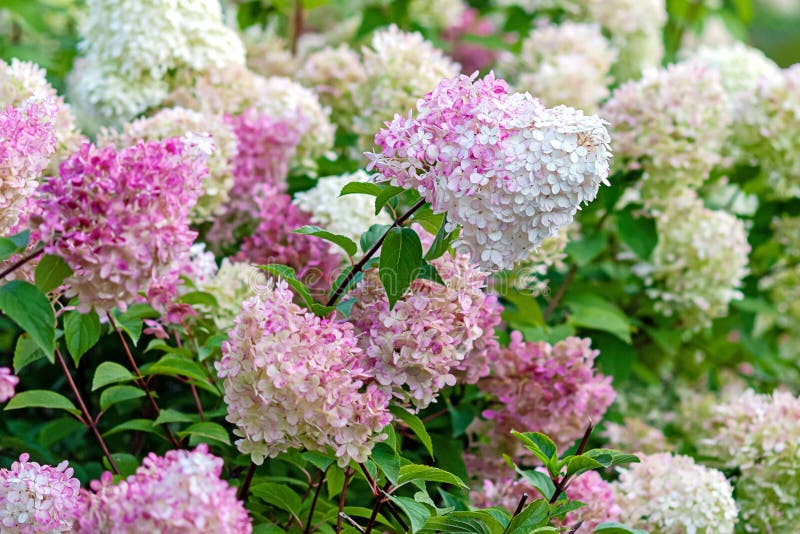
238, 461, 257, 502
0, 247, 44, 280
106, 312, 180, 447
290, 0, 304, 55
336, 468, 354, 533
55, 348, 119, 474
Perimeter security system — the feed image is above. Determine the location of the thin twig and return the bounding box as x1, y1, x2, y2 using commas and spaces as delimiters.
550, 423, 594, 504
359, 462, 379, 496
0, 247, 44, 280
290, 0, 304, 55
238, 461, 257, 502
512, 493, 528, 516
543, 263, 577, 320
106, 312, 180, 447
567, 520, 585, 534
326, 198, 426, 307
304, 468, 328, 534
364, 482, 392, 534
339, 513, 366, 533
55, 348, 119, 474
336, 468, 354, 533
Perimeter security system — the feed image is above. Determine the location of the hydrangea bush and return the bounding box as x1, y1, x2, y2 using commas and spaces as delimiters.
1, 1, 799, 532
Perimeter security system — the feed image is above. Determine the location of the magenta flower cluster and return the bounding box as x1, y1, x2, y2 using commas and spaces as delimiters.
33, 138, 207, 313
0, 100, 57, 235
348, 247, 502, 409
235, 189, 342, 295
78, 445, 251, 533
0, 454, 82, 533
367, 72, 611, 270
216, 280, 393, 466
480, 330, 616, 448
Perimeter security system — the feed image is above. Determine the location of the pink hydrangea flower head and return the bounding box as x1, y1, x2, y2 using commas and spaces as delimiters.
33, 137, 207, 313
480, 330, 616, 449
205, 109, 305, 250
216, 280, 393, 466
0, 367, 19, 403
367, 72, 612, 271
0, 453, 82, 533
0, 99, 58, 235
235, 187, 341, 296
78, 445, 251, 533
348, 239, 502, 409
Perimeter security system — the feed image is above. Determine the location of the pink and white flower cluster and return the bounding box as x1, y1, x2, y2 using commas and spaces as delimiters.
480, 330, 616, 449
348, 246, 502, 409
33, 137, 207, 313
0, 367, 18, 403
368, 73, 612, 271
216, 280, 393, 466
78, 445, 251, 533
0, 99, 57, 235
0, 454, 82, 533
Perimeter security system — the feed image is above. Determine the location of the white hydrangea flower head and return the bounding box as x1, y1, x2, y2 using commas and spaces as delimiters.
297, 45, 366, 128
696, 389, 800, 532
0, 58, 84, 171
637, 194, 749, 330
613, 453, 737, 534
353, 25, 459, 150
185, 243, 218, 287
492, 0, 584, 13
241, 25, 297, 78
196, 259, 262, 330
585, 0, 666, 81
601, 61, 730, 203
601, 417, 672, 455
408, 0, 467, 28
292, 170, 392, 251
515, 21, 616, 112
72, 0, 245, 125
98, 107, 238, 223
732, 64, 800, 198
168, 66, 334, 167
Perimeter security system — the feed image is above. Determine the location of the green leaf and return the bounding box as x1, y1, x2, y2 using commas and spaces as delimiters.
0, 281, 55, 356
293, 225, 358, 257
564, 294, 633, 343
416, 262, 444, 285
0, 231, 29, 262
566, 455, 604, 477
500, 288, 545, 328
34, 254, 72, 293
505, 499, 549, 534
424, 215, 457, 261
178, 422, 231, 446
99, 385, 145, 411
38, 416, 85, 447
340, 181, 382, 197
593, 522, 649, 534
5, 390, 79, 416
422, 511, 506, 534
250, 483, 303, 518
13, 334, 47, 372
517, 468, 555, 500
92, 362, 135, 391
388, 495, 431, 534
512, 432, 558, 465
371, 443, 401, 485
154, 408, 197, 425
259, 264, 335, 316
327, 465, 345, 499
379, 227, 424, 309
146, 355, 208, 383
585, 449, 640, 467
397, 464, 469, 489
104, 453, 139, 477
390, 405, 434, 459
104, 419, 164, 439
178, 290, 219, 308
63, 310, 102, 365
616, 209, 657, 260
565, 231, 607, 267
361, 223, 392, 253
374, 185, 407, 215
113, 304, 159, 346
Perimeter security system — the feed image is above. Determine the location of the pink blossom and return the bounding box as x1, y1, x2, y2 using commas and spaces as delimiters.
480, 331, 616, 450
0, 99, 57, 236
216, 280, 392, 466
442, 8, 500, 74
33, 138, 207, 313
78, 445, 251, 533
235, 187, 341, 296
0, 453, 82, 533
348, 243, 502, 409
0, 367, 19, 402
367, 72, 611, 271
